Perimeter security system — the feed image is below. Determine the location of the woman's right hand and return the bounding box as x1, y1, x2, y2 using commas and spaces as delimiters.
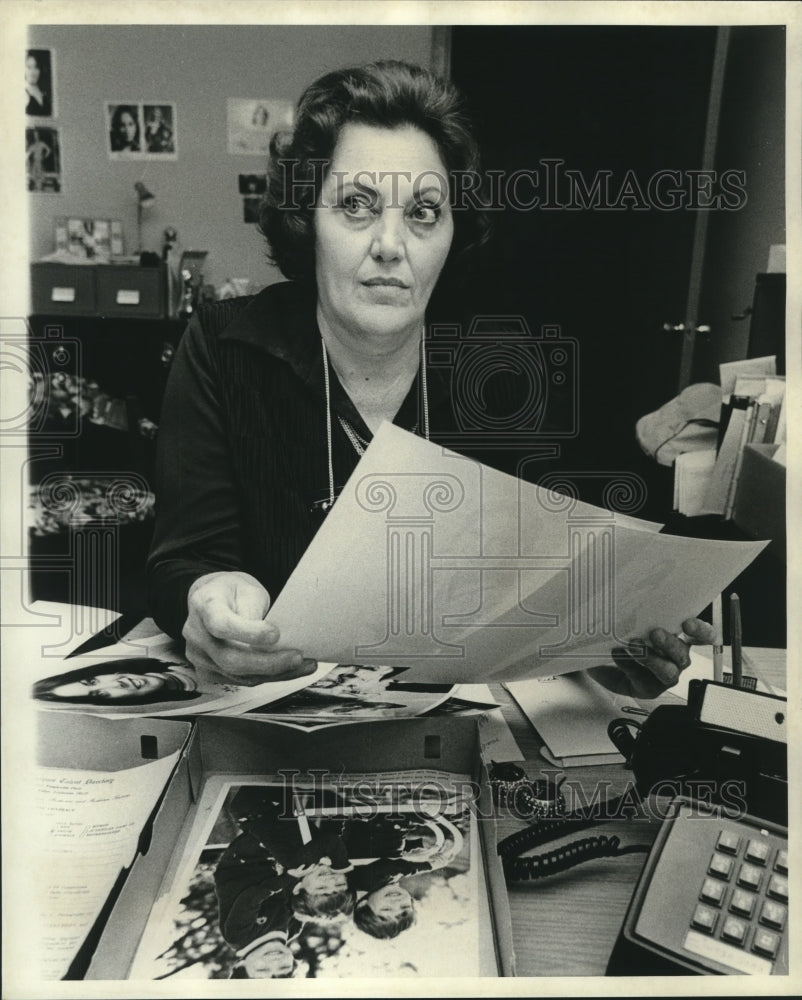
182, 571, 315, 687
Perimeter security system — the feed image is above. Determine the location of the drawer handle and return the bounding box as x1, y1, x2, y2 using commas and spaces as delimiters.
51, 286, 76, 303
116, 289, 141, 305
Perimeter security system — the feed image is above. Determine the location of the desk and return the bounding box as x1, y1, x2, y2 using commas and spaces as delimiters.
493, 647, 786, 976
34, 616, 787, 980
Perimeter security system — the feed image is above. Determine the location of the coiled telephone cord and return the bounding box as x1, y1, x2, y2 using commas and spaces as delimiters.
501, 833, 650, 882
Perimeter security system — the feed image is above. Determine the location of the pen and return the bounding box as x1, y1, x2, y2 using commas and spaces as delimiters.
712, 593, 724, 684
730, 593, 743, 689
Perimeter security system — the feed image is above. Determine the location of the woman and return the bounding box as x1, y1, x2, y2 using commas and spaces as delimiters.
25, 51, 51, 117
147, 60, 711, 697
109, 104, 140, 153
33, 657, 199, 706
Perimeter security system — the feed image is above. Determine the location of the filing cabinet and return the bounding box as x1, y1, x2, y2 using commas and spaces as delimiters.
30, 262, 97, 315
31, 262, 166, 318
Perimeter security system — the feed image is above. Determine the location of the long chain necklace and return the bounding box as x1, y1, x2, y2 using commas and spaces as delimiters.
320, 332, 430, 511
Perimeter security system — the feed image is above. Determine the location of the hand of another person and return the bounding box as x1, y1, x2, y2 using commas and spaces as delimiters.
587, 617, 715, 699
183, 571, 316, 687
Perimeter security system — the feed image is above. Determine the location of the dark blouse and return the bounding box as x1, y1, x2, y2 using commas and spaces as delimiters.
146, 280, 560, 640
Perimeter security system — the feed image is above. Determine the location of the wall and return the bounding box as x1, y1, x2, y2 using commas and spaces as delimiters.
694, 26, 786, 378
27, 25, 434, 293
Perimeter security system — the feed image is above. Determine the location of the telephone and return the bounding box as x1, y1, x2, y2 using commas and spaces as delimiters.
496, 679, 788, 975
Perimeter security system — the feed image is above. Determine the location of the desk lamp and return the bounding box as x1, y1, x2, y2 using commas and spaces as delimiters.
134, 181, 156, 254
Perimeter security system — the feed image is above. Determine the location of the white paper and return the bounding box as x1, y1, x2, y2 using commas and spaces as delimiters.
505, 672, 640, 765
31, 750, 182, 979
269, 425, 767, 683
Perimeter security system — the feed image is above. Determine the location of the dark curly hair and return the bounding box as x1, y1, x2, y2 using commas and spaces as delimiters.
32, 657, 200, 706
259, 60, 488, 281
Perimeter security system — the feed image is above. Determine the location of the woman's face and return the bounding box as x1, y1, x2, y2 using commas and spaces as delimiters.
117, 111, 137, 144
314, 123, 453, 344
51, 671, 165, 701
25, 56, 40, 85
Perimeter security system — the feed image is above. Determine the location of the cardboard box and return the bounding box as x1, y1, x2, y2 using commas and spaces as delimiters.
37, 712, 514, 980
732, 443, 786, 560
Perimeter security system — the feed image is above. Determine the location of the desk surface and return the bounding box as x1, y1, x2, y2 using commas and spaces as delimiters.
494, 647, 786, 977
37, 612, 788, 980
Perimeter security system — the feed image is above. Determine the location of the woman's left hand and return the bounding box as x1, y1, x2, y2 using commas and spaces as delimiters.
586, 617, 715, 699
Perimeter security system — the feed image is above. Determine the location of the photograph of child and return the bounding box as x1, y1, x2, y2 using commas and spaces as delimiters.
130, 780, 483, 979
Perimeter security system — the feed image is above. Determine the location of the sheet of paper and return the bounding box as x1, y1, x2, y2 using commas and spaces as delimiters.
505, 672, 640, 765
15, 601, 121, 662
31, 750, 182, 979
475, 708, 524, 763
268, 424, 767, 684
719, 355, 776, 396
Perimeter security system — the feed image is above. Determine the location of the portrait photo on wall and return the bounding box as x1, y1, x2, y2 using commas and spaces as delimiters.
106, 101, 144, 158
128, 777, 491, 980
226, 98, 294, 155
26, 47, 55, 118
143, 102, 177, 156
26, 126, 61, 192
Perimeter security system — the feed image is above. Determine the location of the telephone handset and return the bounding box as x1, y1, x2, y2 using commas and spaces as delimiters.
496, 680, 788, 975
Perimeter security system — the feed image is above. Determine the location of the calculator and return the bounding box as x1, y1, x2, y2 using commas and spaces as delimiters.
607, 796, 788, 975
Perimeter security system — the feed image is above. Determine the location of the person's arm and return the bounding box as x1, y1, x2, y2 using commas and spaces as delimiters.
146, 311, 245, 638
147, 310, 311, 684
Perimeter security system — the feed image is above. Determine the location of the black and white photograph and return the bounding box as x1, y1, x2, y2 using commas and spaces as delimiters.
129, 779, 487, 979
106, 101, 143, 157
25, 125, 60, 191
226, 96, 294, 154
242, 663, 455, 723
25, 47, 55, 117
4, 3, 797, 996
143, 102, 177, 156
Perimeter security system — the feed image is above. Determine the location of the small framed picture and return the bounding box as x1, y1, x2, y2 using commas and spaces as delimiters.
143, 102, 177, 158
65, 218, 114, 262
26, 48, 55, 118
227, 98, 294, 155
26, 126, 61, 192
106, 102, 144, 159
